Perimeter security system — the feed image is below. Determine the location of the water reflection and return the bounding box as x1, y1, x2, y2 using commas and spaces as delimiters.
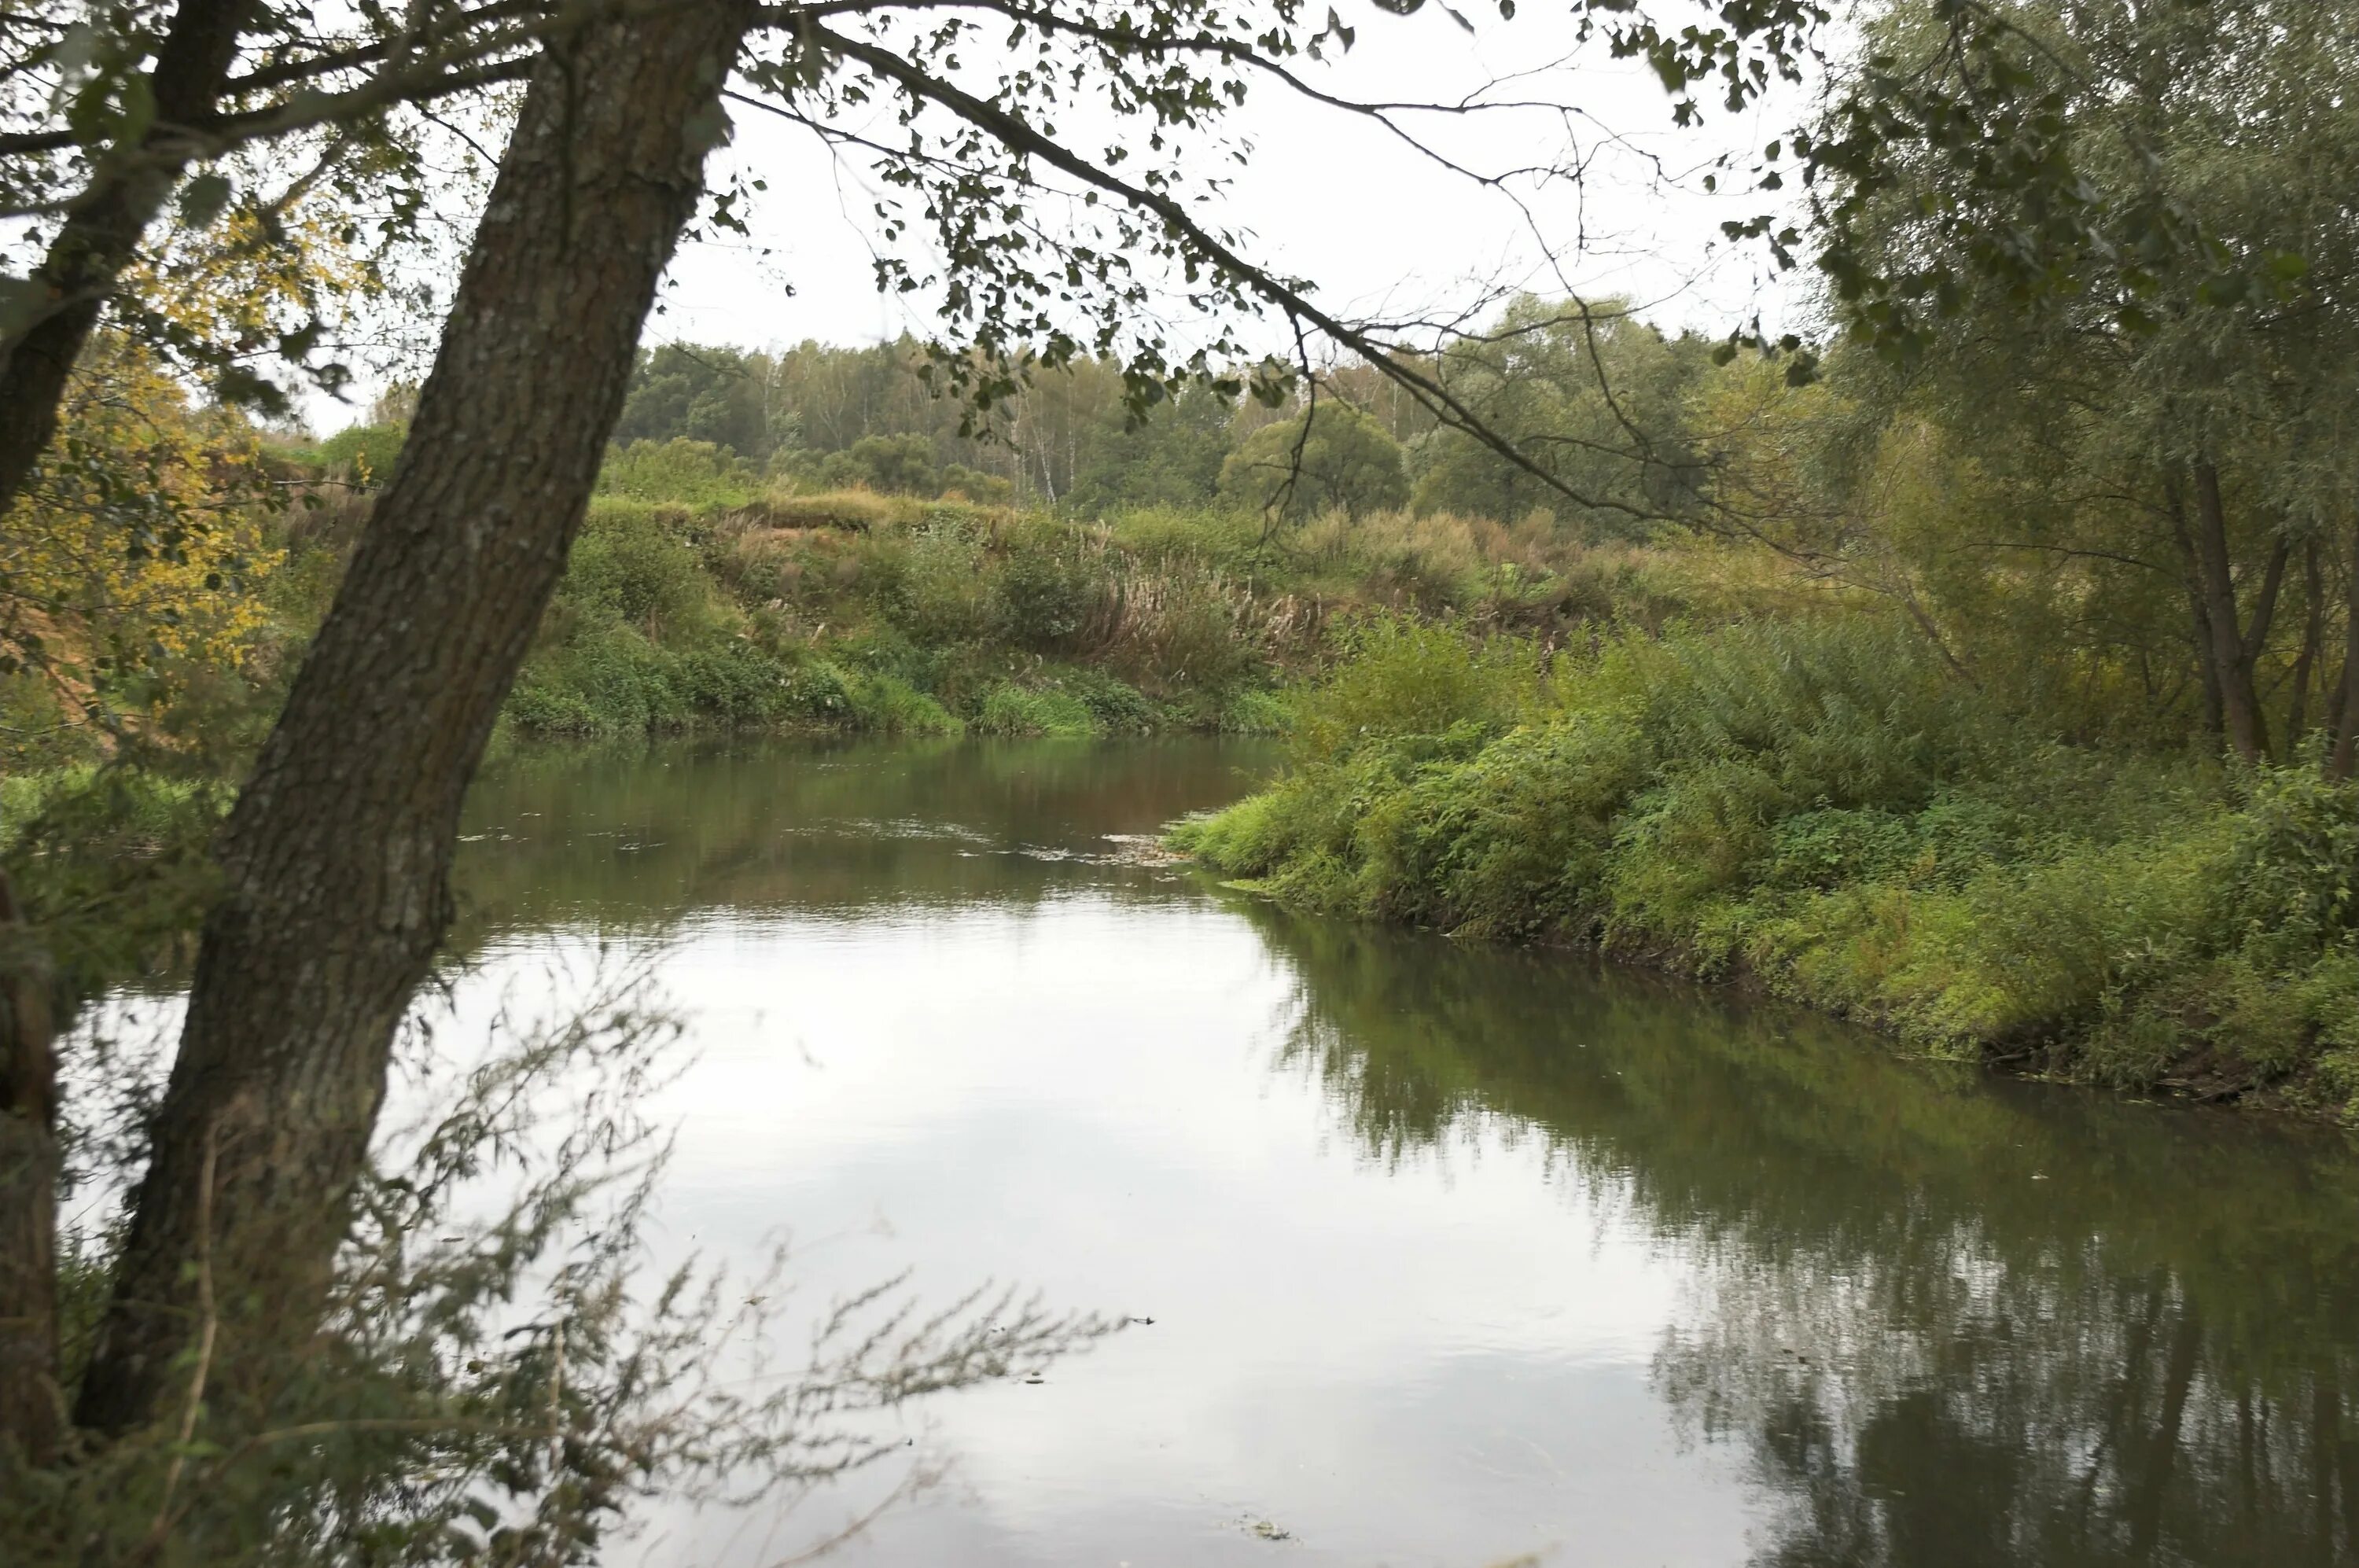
1251, 907, 2359, 1567
455, 738, 2359, 1566
458, 735, 1273, 933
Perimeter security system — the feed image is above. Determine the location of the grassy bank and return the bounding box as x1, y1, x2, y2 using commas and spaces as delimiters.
507, 491, 1258, 739
494, 444, 1716, 742
1173, 616, 2359, 1117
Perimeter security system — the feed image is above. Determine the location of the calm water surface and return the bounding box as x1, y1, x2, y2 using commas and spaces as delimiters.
451, 737, 2359, 1568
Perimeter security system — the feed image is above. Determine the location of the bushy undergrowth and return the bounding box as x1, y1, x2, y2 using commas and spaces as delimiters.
1175, 615, 2359, 1111
504, 486, 1674, 742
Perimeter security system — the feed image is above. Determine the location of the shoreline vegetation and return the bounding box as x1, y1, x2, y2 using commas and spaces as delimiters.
9, 0, 2357, 1548
1171, 617, 2359, 1121
8, 329, 2356, 1128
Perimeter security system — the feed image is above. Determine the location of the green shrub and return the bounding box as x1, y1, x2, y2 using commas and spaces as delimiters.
315, 421, 407, 487
1053, 665, 1158, 731
992, 525, 1095, 649
814, 432, 940, 495
1218, 686, 1294, 735
507, 631, 690, 735
975, 683, 1103, 737
566, 503, 718, 635
1294, 614, 1544, 759
597, 438, 758, 506
1180, 614, 2357, 1097
940, 462, 1015, 503
848, 672, 964, 734
889, 524, 992, 643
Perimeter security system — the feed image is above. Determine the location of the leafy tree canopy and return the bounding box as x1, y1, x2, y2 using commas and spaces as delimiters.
1220, 401, 1408, 521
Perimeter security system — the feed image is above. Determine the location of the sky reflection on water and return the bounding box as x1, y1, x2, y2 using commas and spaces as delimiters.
443, 738, 2359, 1568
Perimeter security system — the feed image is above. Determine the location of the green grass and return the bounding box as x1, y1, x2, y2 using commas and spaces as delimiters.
503, 484, 1699, 743
475, 440, 1747, 747
1175, 615, 2359, 1113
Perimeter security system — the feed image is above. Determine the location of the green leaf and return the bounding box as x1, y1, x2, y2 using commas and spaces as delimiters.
2265, 249, 2309, 283
115, 72, 157, 145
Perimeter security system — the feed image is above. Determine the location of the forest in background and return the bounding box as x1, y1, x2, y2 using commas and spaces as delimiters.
3, 0, 2359, 1553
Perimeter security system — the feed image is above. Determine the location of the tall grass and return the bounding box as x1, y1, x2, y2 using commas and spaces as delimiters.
510, 491, 1709, 742
1176, 615, 2359, 1111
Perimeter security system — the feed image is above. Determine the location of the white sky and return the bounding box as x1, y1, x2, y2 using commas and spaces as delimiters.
322, 1, 1815, 429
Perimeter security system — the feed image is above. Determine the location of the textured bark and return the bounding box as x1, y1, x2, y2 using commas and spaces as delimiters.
72, 0, 753, 1434
2188, 588, 2225, 738
2168, 477, 2225, 740
2332, 522, 2359, 783
0, 869, 59, 1464
0, 0, 251, 517
2181, 461, 2275, 763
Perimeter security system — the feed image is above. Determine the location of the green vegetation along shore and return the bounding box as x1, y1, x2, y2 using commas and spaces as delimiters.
1176, 617, 2359, 1117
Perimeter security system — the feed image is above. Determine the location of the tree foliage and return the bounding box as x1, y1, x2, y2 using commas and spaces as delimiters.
1408, 297, 1713, 536
0, 337, 278, 764
1219, 401, 1409, 521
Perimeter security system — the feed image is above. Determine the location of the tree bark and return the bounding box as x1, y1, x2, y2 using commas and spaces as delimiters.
2179, 460, 2276, 763
0, 869, 59, 1465
2287, 539, 2325, 748
72, 0, 754, 1434
2332, 521, 2359, 782
0, 0, 252, 519
2169, 476, 2225, 740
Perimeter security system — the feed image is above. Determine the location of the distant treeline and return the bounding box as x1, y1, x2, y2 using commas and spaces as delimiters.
320, 296, 1713, 530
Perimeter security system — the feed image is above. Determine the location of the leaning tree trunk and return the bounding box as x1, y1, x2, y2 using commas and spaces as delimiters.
0, 868, 59, 1465
0, 0, 251, 519
73, 0, 755, 1434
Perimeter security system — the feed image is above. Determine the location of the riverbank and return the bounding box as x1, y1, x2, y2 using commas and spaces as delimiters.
496, 473, 1687, 742
1171, 617, 2359, 1120
228, 440, 1708, 747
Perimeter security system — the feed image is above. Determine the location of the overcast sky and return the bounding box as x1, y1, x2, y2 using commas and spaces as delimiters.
669, 7, 1805, 344
323, 2, 1815, 428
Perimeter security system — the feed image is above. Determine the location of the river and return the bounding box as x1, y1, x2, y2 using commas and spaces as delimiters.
445, 735, 2359, 1567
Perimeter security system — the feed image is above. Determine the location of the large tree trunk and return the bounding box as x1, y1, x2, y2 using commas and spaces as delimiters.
0, 0, 251, 518
72, 0, 754, 1434
0, 869, 59, 1465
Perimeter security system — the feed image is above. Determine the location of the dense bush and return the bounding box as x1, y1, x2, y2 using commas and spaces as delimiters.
595, 438, 760, 506
1176, 616, 2359, 1111
315, 420, 407, 487
505, 491, 1494, 739
815, 432, 941, 495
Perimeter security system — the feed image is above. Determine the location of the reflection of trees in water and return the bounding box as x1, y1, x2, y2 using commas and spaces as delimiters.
451, 736, 1278, 937
1661, 1255, 2359, 1566
1245, 903, 2359, 1567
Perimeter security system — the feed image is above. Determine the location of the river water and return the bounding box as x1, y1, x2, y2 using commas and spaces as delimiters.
448, 736, 2359, 1568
